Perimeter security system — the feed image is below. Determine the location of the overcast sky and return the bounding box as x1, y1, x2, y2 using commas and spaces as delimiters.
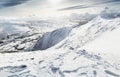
0, 0, 120, 17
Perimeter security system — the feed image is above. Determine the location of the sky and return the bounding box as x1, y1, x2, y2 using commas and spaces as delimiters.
0, 0, 120, 17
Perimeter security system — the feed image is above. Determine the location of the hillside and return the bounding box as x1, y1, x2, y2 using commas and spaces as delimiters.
0, 13, 120, 77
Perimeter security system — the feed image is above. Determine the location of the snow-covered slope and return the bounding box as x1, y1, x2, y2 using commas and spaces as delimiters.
32, 15, 120, 51
54, 16, 120, 49
0, 11, 120, 77
81, 23, 120, 69
0, 49, 120, 77
82, 24, 120, 54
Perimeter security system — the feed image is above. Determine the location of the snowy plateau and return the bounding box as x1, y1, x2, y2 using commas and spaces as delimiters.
0, 10, 120, 77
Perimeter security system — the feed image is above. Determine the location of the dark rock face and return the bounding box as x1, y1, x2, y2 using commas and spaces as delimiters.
32, 27, 72, 51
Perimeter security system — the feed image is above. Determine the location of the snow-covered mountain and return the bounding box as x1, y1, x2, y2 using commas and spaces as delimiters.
0, 16, 78, 52
0, 10, 120, 77
32, 14, 120, 51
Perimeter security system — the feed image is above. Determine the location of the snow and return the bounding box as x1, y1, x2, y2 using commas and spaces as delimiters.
32, 27, 72, 50
0, 48, 120, 77
80, 22, 120, 69
0, 11, 120, 77
0, 17, 79, 52
81, 26, 120, 54
53, 16, 120, 50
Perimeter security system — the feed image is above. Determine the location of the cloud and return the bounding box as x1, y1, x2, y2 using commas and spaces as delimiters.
0, 0, 30, 8
59, 0, 120, 11
59, 5, 90, 10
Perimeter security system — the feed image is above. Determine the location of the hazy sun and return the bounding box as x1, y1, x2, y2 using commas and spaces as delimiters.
48, 0, 63, 4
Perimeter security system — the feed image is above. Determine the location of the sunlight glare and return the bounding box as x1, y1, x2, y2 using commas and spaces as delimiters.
48, 0, 63, 4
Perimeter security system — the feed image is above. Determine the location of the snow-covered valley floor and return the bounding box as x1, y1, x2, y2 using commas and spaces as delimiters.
0, 12, 120, 77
